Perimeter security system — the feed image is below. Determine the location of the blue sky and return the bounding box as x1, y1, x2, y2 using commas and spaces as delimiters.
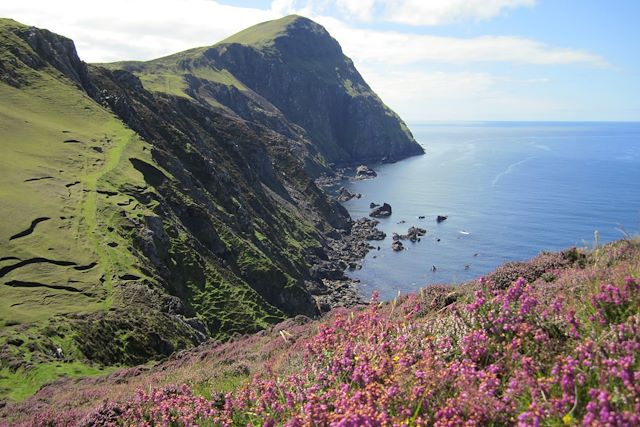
2, 0, 638, 121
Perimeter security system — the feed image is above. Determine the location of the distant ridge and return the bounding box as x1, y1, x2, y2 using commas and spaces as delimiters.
107, 15, 424, 166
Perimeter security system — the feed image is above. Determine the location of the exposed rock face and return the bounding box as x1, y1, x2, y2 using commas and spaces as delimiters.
351, 218, 386, 241
325, 218, 385, 269
370, 203, 392, 218
310, 217, 387, 311
0, 20, 93, 91
437, 215, 448, 223
355, 165, 377, 179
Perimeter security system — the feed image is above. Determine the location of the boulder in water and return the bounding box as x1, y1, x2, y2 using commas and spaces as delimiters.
370, 202, 392, 218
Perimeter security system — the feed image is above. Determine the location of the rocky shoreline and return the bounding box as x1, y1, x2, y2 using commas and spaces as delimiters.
309, 218, 386, 311
311, 165, 389, 311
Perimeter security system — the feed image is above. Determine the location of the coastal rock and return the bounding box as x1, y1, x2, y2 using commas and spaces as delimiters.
370, 202, 392, 218
355, 165, 377, 179
407, 226, 427, 241
323, 217, 385, 291
392, 241, 404, 251
349, 218, 386, 242
369, 202, 379, 209
436, 215, 448, 223
393, 226, 427, 242
367, 229, 386, 240
309, 260, 346, 281
313, 279, 364, 312
305, 280, 329, 296
336, 186, 360, 202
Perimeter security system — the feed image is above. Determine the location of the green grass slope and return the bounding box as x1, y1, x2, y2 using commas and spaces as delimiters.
0, 18, 168, 398
102, 14, 299, 99
0, 19, 161, 324
219, 14, 301, 47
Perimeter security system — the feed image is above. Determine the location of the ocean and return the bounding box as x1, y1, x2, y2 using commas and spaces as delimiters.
341, 122, 640, 300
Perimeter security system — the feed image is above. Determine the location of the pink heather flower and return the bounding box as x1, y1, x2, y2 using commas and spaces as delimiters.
467, 290, 486, 312
461, 330, 490, 362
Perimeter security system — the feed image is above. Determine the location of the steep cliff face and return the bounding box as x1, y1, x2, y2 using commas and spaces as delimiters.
213, 15, 423, 165
112, 15, 424, 168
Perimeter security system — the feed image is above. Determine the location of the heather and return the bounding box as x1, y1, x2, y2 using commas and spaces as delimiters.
4, 239, 640, 426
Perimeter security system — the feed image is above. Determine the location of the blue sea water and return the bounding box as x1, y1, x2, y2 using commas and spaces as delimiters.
341, 122, 640, 301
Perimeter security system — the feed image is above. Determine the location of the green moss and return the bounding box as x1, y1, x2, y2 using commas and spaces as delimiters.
191, 67, 247, 89
137, 73, 189, 98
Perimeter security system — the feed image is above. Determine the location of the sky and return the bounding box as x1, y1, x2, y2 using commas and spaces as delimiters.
1, 0, 639, 121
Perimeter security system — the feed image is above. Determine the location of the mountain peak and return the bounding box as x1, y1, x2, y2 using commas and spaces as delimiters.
218, 15, 335, 52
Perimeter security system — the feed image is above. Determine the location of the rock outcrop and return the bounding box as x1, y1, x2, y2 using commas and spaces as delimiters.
393, 226, 427, 243
392, 241, 404, 251
370, 203, 392, 218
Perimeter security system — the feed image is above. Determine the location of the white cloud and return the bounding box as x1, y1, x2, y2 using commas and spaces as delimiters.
359, 67, 556, 121
335, 0, 378, 21
267, 0, 535, 25
0, 0, 277, 62
316, 17, 608, 67
363, 68, 495, 101
384, 0, 536, 26
271, 0, 297, 15
0, 0, 616, 120
0, 0, 605, 68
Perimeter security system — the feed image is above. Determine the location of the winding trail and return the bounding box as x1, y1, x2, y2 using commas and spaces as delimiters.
81, 133, 134, 308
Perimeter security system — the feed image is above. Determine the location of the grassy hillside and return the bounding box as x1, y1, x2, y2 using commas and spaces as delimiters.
104, 14, 300, 100
0, 18, 193, 399
0, 63, 162, 322
2, 239, 638, 425
0, 17, 352, 403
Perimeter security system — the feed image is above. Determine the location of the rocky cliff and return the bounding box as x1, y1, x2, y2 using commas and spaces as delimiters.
0, 15, 421, 400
